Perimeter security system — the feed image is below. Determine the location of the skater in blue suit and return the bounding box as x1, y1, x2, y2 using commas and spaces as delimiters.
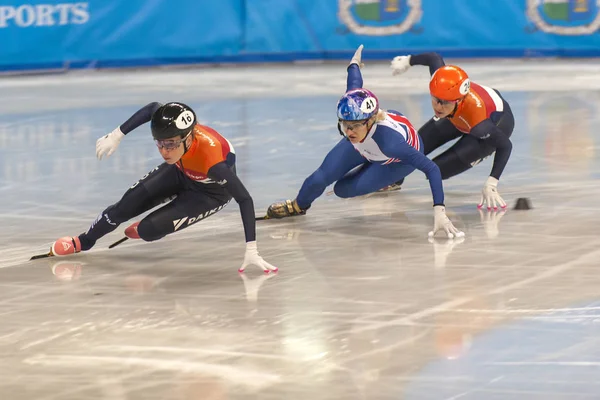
262, 46, 464, 238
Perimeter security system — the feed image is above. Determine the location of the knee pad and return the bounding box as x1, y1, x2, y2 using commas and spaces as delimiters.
333, 181, 352, 198
137, 219, 165, 242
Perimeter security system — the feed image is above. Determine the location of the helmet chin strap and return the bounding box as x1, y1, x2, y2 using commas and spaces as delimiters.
177, 130, 193, 171
448, 101, 461, 118
366, 117, 376, 131
182, 130, 193, 154
337, 122, 346, 138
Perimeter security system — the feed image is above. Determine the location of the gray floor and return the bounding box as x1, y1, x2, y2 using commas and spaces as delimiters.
1, 60, 600, 399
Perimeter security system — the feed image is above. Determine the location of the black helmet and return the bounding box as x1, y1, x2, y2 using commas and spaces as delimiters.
151, 102, 197, 140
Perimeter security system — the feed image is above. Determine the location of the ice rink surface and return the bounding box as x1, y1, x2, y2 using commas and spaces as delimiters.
1, 59, 600, 399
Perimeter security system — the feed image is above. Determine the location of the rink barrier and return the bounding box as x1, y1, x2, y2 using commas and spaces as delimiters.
3, 48, 600, 74
2, 0, 600, 72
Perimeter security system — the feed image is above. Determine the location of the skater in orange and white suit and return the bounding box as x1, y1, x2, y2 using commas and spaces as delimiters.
388, 53, 515, 210
48, 102, 276, 273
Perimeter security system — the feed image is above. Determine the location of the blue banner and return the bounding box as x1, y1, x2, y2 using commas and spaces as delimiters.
2, 0, 600, 71
245, 0, 600, 55
0, 0, 244, 70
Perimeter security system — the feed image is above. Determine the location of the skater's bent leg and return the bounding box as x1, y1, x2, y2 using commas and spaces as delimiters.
78, 164, 182, 250
137, 190, 230, 242
296, 139, 365, 209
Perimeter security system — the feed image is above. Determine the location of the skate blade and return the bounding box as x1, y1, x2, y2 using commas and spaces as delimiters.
30, 250, 54, 260
255, 215, 271, 221
363, 186, 402, 198
108, 236, 128, 249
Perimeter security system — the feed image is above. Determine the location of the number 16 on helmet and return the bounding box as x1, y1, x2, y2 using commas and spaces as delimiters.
151, 102, 197, 140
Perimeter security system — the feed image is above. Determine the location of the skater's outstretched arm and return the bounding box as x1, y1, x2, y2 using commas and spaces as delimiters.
375, 126, 444, 206
120, 102, 163, 134
374, 124, 464, 238
408, 53, 445, 76
208, 162, 278, 273
208, 162, 256, 243
391, 52, 445, 77
376, 126, 463, 238
347, 64, 363, 91
470, 119, 513, 180
347, 44, 364, 91
470, 119, 513, 210
96, 102, 163, 160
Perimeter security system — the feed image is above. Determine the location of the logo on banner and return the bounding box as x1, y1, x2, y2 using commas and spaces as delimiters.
0, 3, 89, 28
526, 0, 600, 35
338, 0, 422, 36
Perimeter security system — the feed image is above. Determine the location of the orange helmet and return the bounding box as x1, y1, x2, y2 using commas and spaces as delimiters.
429, 65, 470, 101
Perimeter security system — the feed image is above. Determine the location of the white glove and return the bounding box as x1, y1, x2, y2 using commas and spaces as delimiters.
478, 176, 507, 210
390, 55, 412, 76
96, 127, 125, 160
428, 205, 465, 239
350, 44, 364, 68
238, 241, 278, 274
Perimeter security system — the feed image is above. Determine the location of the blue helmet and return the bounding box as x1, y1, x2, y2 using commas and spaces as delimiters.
336, 88, 379, 121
